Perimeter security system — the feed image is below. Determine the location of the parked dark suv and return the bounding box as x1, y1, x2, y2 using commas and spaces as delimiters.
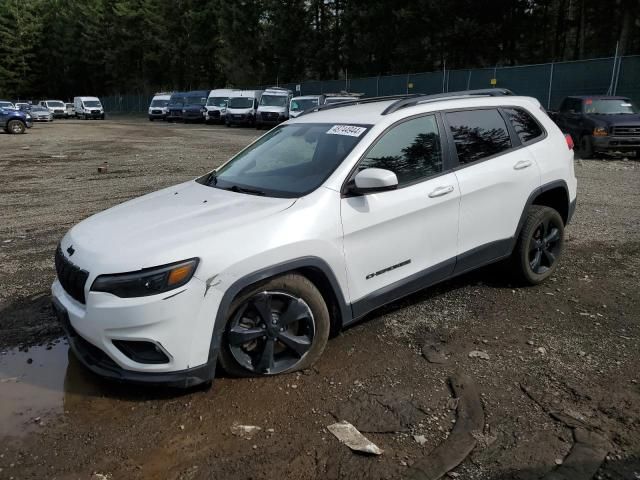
552, 95, 639, 158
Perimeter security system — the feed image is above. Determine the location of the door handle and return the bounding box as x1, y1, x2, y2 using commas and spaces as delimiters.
513, 160, 532, 170
428, 185, 454, 198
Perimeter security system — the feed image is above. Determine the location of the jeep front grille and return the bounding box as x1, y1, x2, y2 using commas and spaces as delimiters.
55, 245, 89, 304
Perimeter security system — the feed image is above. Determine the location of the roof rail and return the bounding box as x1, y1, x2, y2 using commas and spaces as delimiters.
381, 88, 515, 115
299, 94, 421, 117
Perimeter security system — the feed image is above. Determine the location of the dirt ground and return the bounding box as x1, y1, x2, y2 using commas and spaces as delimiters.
0, 118, 638, 480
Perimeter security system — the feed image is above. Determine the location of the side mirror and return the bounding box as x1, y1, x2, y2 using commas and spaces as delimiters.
351, 168, 398, 194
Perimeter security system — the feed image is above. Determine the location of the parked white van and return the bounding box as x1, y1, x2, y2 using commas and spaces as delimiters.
39, 99, 67, 118
225, 90, 263, 127
256, 87, 293, 128
148, 93, 171, 121
289, 95, 326, 118
74, 96, 104, 120
205, 89, 238, 124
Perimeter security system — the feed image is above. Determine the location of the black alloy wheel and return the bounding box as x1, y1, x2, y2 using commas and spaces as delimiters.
512, 205, 565, 285
219, 274, 330, 377
227, 291, 315, 374
528, 217, 562, 275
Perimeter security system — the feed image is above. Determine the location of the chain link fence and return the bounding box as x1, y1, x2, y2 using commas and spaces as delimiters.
102, 55, 640, 114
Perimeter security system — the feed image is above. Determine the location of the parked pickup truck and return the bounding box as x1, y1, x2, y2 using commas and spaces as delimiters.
0, 104, 32, 133
551, 95, 640, 158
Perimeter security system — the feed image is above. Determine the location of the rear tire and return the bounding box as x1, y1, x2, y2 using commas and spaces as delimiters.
511, 205, 564, 285
219, 274, 330, 377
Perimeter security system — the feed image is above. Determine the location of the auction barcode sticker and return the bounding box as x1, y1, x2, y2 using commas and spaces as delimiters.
326, 125, 367, 137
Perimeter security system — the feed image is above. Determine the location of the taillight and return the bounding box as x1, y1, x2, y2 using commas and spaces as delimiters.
565, 134, 574, 150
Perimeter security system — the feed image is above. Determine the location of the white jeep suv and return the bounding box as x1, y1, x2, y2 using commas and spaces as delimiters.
52, 89, 577, 387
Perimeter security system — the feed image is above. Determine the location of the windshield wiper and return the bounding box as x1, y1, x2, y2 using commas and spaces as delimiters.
226, 184, 266, 196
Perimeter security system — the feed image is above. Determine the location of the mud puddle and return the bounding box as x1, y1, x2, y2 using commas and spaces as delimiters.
0, 339, 104, 437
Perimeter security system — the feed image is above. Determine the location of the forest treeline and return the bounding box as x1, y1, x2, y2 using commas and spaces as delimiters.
0, 0, 638, 99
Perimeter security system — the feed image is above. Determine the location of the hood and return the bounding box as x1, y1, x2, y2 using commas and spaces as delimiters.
590, 113, 640, 127
63, 181, 296, 274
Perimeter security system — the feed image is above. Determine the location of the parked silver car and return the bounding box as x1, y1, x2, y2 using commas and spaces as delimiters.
29, 105, 54, 122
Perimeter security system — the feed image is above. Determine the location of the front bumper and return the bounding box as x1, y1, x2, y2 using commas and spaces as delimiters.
206, 110, 223, 122
51, 274, 224, 387
183, 111, 206, 121
257, 113, 285, 125
148, 110, 166, 119
53, 297, 215, 387
166, 110, 183, 121
592, 135, 640, 152
227, 113, 254, 125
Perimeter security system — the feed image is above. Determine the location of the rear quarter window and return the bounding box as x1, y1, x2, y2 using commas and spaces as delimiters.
503, 107, 544, 144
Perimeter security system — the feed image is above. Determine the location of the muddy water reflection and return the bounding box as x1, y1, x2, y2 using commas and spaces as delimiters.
0, 339, 104, 437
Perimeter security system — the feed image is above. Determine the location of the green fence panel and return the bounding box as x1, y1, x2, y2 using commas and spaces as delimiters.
379, 74, 407, 96
320, 79, 348, 94
99, 56, 639, 113
410, 71, 444, 95
550, 57, 615, 109
495, 64, 551, 105
467, 68, 496, 90
447, 70, 473, 92
348, 76, 379, 97
616, 55, 640, 105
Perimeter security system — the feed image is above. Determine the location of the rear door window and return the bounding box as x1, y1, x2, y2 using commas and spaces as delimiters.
503, 108, 544, 144
446, 109, 512, 165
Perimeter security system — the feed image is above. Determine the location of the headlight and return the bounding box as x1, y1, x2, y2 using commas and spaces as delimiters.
26, 114, 32, 119
593, 127, 608, 137
91, 258, 199, 298
182, 109, 186, 113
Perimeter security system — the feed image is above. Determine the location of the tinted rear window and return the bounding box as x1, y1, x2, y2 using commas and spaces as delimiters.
446, 109, 512, 164
503, 107, 543, 143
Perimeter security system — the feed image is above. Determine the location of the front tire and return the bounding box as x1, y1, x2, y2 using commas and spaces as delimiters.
512, 205, 564, 285
219, 274, 330, 377
6, 120, 26, 134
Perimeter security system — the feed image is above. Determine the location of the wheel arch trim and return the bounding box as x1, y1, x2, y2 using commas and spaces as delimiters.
207, 257, 351, 362
512, 179, 571, 251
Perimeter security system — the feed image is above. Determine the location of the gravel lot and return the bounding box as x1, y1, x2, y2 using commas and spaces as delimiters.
0, 118, 638, 479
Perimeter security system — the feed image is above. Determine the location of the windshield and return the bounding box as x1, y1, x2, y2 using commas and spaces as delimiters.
259, 95, 288, 107
150, 99, 169, 107
169, 96, 186, 106
207, 96, 228, 107
0, 102, 13, 108
585, 99, 638, 115
199, 123, 370, 198
32, 106, 47, 112
185, 95, 206, 106
83, 100, 101, 108
48, 101, 65, 107
228, 97, 254, 109
290, 98, 319, 112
